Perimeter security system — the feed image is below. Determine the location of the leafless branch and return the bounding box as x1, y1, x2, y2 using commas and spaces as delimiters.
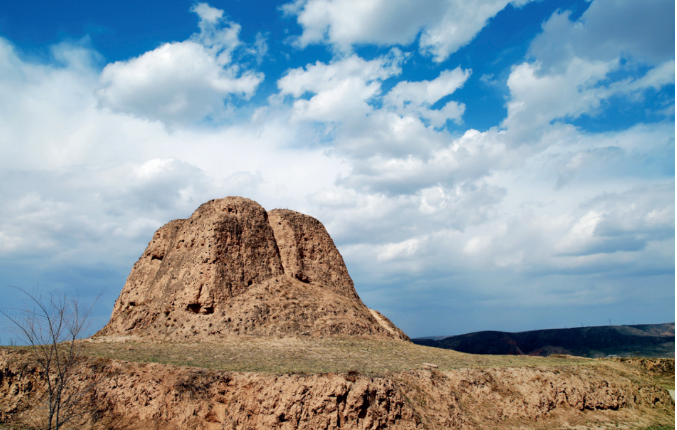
1, 287, 101, 430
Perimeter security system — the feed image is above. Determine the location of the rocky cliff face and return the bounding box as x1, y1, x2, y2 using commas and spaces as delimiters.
98, 197, 408, 341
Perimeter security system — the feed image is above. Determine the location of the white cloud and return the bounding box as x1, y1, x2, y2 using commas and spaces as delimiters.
278, 49, 404, 97
284, 0, 533, 61
503, 58, 615, 139
463, 234, 492, 256
503, 1, 676, 142
277, 50, 407, 123
339, 128, 509, 194
0, 33, 347, 268
277, 50, 468, 159
0, 0, 673, 337
385, 68, 470, 108
529, 0, 675, 68
96, 4, 263, 126
377, 237, 420, 262
418, 0, 533, 62
618, 60, 675, 94
384, 67, 470, 127
311, 118, 674, 304
277, 53, 474, 165
191, 2, 224, 24
190, 4, 241, 65
248, 32, 269, 65
283, 0, 447, 52
294, 77, 380, 122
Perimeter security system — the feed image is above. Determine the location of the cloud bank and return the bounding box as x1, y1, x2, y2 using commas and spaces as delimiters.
0, 0, 673, 337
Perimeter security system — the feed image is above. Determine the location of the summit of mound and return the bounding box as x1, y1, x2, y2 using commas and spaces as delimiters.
98, 197, 408, 341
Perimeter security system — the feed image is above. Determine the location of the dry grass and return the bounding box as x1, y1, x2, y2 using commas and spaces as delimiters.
74, 336, 599, 374
4, 336, 672, 390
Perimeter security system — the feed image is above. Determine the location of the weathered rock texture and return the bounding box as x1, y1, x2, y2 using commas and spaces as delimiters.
268, 209, 359, 299
98, 197, 408, 341
1, 351, 673, 430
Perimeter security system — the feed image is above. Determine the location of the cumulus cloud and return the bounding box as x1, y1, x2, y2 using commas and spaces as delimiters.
192, 3, 224, 25
96, 4, 263, 126
275, 49, 506, 246
0, 159, 222, 261
418, 0, 533, 62
283, 0, 533, 61
281, 0, 447, 51
384, 67, 470, 127
528, 0, 675, 68
385, 68, 469, 109
0, 0, 673, 337
338, 129, 508, 194
0, 31, 346, 271
278, 49, 405, 123
503, 58, 616, 139
277, 52, 476, 171
502, 0, 675, 141
302, 110, 674, 334
556, 186, 675, 257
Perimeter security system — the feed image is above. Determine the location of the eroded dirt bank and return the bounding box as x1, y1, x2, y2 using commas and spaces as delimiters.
0, 350, 673, 430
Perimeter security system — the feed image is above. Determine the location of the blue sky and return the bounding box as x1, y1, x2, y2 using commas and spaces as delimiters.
0, 0, 674, 340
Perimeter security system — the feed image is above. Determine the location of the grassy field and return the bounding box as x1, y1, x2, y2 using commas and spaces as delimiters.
77, 336, 597, 374
3, 335, 673, 388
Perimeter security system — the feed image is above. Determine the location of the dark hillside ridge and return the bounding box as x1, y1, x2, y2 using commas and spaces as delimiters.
413, 323, 675, 358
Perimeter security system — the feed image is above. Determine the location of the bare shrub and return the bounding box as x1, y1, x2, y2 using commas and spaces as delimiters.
1, 287, 100, 430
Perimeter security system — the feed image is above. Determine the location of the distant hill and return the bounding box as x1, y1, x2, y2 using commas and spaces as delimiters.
413, 323, 675, 358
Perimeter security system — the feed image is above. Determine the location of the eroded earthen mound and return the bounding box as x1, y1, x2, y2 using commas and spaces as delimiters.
98, 197, 408, 341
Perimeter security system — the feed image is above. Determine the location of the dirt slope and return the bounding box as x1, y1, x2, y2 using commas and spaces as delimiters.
0, 350, 673, 430
98, 197, 407, 341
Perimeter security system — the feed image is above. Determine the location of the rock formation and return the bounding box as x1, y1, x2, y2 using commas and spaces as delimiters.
98, 197, 408, 341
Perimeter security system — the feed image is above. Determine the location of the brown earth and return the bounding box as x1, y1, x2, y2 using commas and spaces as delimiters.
97, 197, 407, 341
268, 209, 358, 299
0, 349, 673, 430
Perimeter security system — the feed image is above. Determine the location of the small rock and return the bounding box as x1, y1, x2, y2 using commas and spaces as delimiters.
422, 363, 438, 369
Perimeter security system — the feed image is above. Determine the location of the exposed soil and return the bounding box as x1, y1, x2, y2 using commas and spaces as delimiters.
0, 344, 673, 429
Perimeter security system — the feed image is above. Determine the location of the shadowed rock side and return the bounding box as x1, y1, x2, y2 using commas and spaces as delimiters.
99, 197, 408, 340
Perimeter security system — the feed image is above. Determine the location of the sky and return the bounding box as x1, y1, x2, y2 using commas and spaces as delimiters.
0, 0, 674, 340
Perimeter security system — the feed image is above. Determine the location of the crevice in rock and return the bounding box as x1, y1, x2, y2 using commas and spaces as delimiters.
185, 303, 215, 315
